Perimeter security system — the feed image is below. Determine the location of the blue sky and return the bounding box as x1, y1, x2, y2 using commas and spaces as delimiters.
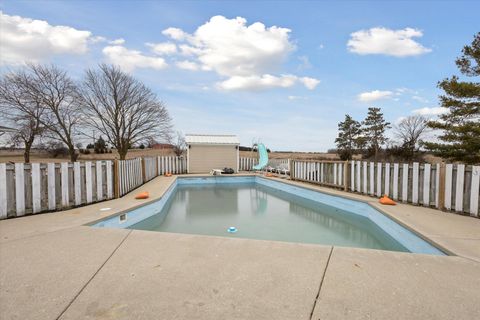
1, 1, 478, 151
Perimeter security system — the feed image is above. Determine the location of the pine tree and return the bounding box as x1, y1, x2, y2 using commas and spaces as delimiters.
424, 32, 480, 164
363, 107, 391, 161
335, 114, 362, 160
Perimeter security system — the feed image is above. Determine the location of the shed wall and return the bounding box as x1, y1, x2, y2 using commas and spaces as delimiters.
188, 145, 238, 173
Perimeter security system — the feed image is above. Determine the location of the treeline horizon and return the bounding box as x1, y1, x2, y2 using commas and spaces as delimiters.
0, 63, 175, 162
334, 32, 479, 165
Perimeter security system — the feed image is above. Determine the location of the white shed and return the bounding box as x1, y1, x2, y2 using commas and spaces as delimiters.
185, 134, 240, 173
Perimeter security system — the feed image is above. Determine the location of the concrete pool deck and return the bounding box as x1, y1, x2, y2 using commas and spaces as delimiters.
1, 174, 479, 319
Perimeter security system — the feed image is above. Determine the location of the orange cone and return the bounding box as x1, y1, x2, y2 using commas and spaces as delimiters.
379, 194, 396, 205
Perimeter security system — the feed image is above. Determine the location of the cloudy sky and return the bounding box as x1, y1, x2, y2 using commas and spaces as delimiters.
0, 1, 478, 151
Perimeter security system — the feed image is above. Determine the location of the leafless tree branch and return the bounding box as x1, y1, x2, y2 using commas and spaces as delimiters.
80, 64, 172, 159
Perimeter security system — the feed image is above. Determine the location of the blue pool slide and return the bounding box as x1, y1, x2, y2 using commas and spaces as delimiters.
253, 143, 268, 170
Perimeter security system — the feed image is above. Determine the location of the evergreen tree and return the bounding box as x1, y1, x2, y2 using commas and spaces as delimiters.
424, 32, 480, 164
335, 114, 362, 160
363, 107, 391, 161
94, 136, 106, 154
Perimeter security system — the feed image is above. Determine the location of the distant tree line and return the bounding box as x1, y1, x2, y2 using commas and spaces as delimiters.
335, 32, 479, 164
0, 63, 173, 162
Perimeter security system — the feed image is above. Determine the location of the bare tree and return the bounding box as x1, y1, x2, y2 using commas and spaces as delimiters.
80, 64, 172, 160
394, 115, 428, 160
19, 64, 82, 162
0, 71, 44, 162
170, 131, 186, 156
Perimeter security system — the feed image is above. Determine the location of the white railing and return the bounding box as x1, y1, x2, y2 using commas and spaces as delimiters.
117, 156, 187, 197
117, 158, 143, 197
240, 157, 290, 173
239, 157, 258, 171
291, 160, 345, 188
291, 160, 479, 217
349, 161, 479, 217
157, 156, 186, 174
0, 160, 113, 219
144, 157, 157, 182
3, 156, 476, 219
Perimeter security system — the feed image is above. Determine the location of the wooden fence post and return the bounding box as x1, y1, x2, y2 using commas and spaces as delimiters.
438, 163, 446, 210
344, 160, 349, 192
141, 157, 146, 183
290, 160, 295, 180
114, 159, 120, 199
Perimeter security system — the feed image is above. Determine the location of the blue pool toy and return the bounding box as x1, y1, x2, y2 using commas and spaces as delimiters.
227, 227, 238, 233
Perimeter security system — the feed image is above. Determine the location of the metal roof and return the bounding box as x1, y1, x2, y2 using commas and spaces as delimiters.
185, 134, 240, 145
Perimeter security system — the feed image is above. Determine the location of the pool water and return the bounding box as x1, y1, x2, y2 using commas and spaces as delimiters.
129, 182, 409, 252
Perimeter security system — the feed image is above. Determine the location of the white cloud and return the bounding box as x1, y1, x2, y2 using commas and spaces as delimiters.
288, 95, 307, 101
102, 45, 168, 72
0, 11, 93, 65
300, 77, 320, 90
178, 44, 202, 56
176, 60, 200, 71
412, 107, 448, 116
91, 36, 107, 43
347, 27, 431, 57
297, 55, 312, 70
217, 74, 319, 91
109, 38, 125, 45
147, 42, 177, 55
358, 90, 393, 102
217, 74, 297, 91
162, 27, 188, 41
412, 95, 429, 103
162, 15, 319, 91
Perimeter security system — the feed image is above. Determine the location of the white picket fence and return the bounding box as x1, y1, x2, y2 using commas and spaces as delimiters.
3, 156, 477, 219
117, 158, 143, 197
239, 157, 258, 171
157, 156, 187, 175
0, 161, 113, 219
239, 157, 290, 172
291, 161, 345, 188
269, 159, 290, 169
1, 156, 188, 219
291, 160, 480, 217
144, 157, 157, 181
117, 156, 187, 197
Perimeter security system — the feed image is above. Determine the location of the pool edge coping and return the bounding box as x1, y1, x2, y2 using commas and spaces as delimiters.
86, 173, 457, 256
258, 175, 455, 256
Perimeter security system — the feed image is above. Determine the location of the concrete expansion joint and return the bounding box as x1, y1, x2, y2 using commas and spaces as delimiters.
309, 246, 334, 320
55, 229, 133, 320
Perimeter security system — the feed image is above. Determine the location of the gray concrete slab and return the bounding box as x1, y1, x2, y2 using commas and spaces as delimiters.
60, 230, 331, 320
1, 174, 479, 319
0, 226, 129, 320
312, 247, 480, 320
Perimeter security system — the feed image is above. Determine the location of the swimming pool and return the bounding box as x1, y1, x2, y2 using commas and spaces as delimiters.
92, 176, 445, 255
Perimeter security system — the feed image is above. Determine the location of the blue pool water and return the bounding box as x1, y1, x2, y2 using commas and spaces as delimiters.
92, 177, 445, 255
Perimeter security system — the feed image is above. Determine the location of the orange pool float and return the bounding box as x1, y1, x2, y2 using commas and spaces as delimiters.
165, 172, 173, 177
379, 195, 396, 205
135, 191, 149, 199
265, 173, 275, 177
